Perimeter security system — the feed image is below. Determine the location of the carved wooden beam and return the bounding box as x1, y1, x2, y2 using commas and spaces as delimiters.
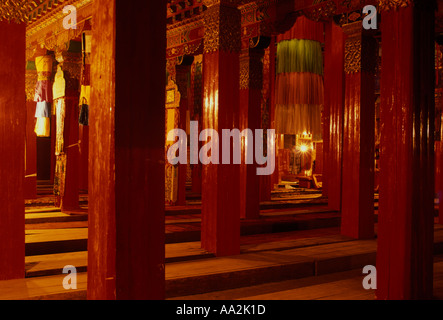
0, 0, 38, 23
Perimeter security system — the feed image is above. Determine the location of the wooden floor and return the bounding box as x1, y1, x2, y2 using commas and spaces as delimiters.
173, 257, 443, 300
4, 255, 443, 300
7, 183, 440, 300
3, 222, 441, 300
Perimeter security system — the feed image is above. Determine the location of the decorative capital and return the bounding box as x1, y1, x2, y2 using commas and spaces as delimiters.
378, 0, 413, 12
202, 0, 241, 8
239, 49, 264, 90
344, 37, 362, 74
203, 4, 241, 54
239, 53, 249, 90
344, 33, 378, 75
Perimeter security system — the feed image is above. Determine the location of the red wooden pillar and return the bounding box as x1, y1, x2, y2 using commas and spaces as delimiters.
239, 48, 264, 219
324, 21, 345, 212
340, 22, 376, 240
437, 51, 443, 225
88, 0, 166, 299
25, 98, 37, 199
260, 39, 274, 202
55, 51, 81, 212
436, 92, 443, 224
62, 96, 80, 211
79, 124, 89, 192
191, 59, 203, 195
438, 141, 443, 224
439, 122, 443, 225
0, 21, 25, 280
50, 112, 56, 185
269, 38, 279, 189
376, 1, 436, 300
25, 61, 37, 199
322, 25, 329, 198
201, 0, 241, 256
176, 60, 193, 206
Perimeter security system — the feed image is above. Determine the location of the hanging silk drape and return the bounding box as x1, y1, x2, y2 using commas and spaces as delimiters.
34, 55, 53, 137
276, 39, 324, 76
275, 17, 324, 141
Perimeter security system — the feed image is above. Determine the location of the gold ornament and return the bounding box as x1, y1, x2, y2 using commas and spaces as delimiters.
378, 0, 413, 12
0, 0, 37, 23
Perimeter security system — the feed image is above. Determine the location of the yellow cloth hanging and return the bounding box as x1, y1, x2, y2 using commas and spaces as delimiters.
34, 117, 50, 137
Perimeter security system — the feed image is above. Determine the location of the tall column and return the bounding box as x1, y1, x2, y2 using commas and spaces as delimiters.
0, 21, 25, 280
79, 123, 89, 191
54, 50, 81, 211
260, 41, 274, 202
201, 0, 241, 256
239, 47, 264, 219
340, 22, 377, 239
25, 61, 38, 199
269, 38, 279, 189
176, 58, 193, 206
324, 21, 345, 212
88, 0, 166, 299
376, 0, 435, 300
438, 106, 443, 224
191, 56, 203, 194
436, 46, 443, 225
50, 108, 56, 185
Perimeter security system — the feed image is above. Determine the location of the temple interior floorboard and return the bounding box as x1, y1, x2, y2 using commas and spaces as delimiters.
18, 179, 443, 301
13, 185, 443, 300
7, 256, 443, 301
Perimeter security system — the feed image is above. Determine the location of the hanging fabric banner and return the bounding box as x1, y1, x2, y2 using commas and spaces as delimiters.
274, 17, 324, 140
34, 55, 53, 137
